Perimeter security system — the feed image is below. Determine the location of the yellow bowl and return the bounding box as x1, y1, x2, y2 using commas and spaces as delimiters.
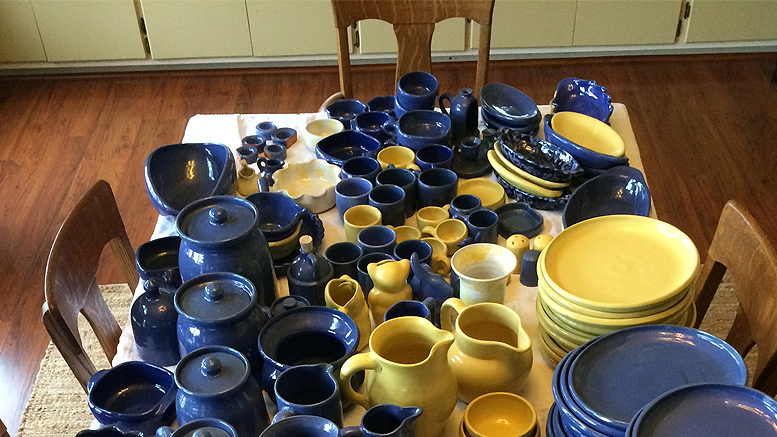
268, 222, 303, 260
540, 215, 699, 312
456, 178, 506, 210
487, 150, 563, 198
464, 392, 538, 437
493, 145, 570, 190
550, 111, 625, 157
305, 119, 344, 150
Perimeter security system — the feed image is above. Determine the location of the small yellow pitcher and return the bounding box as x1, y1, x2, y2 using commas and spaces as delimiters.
441, 297, 533, 403
340, 317, 458, 437
325, 275, 372, 351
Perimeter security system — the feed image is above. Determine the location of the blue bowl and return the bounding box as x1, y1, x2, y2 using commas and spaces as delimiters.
562, 168, 651, 228
396, 110, 452, 150
415, 144, 453, 170
480, 83, 540, 127
396, 71, 439, 110
481, 108, 540, 135
498, 130, 583, 183
367, 95, 397, 118
551, 77, 614, 124
543, 115, 629, 170
145, 143, 236, 217
351, 111, 392, 142
316, 130, 382, 166
245, 192, 312, 242
326, 99, 367, 129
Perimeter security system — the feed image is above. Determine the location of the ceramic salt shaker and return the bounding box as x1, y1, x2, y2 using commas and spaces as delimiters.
131, 280, 180, 367
287, 235, 334, 306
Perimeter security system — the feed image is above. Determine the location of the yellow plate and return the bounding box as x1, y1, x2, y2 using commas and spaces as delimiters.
456, 178, 506, 210
487, 150, 563, 198
537, 327, 566, 365
540, 215, 699, 312
550, 111, 625, 157
493, 145, 570, 190
535, 297, 592, 350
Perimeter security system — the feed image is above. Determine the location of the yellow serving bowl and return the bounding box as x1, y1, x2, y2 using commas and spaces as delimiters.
456, 177, 506, 210
550, 111, 625, 157
487, 150, 563, 198
464, 392, 538, 437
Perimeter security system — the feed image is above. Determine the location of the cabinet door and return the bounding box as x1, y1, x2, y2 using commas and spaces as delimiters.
0, 0, 46, 62
573, 0, 683, 46
477, 0, 576, 48
359, 18, 466, 53
686, 0, 777, 42
247, 0, 338, 56
140, 0, 252, 59
30, 0, 145, 61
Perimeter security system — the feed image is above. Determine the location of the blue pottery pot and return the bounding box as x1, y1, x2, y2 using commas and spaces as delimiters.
324, 242, 363, 280
176, 195, 277, 306
465, 208, 499, 245
562, 167, 651, 228
341, 156, 382, 184
326, 99, 367, 130
145, 143, 236, 217
316, 130, 382, 166
367, 95, 397, 118
131, 280, 180, 367
175, 346, 268, 437
269, 295, 311, 318
261, 415, 342, 437
346, 405, 422, 437
447, 194, 482, 221
274, 363, 343, 427
175, 272, 270, 382
394, 110, 452, 150
357, 225, 397, 256
393, 239, 432, 266
135, 235, 182, 290
87, 361, 177, 436
397, 71, 439, 110
368, 184, 406, 227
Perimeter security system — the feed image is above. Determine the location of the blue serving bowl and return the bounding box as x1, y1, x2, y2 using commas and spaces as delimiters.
326, 99, 367, 129
316, 130, 382, 166
480, 83, 540, 127
498, 130, 583, 183
396, 71, 439, 110
367, 95, 397, 118
562, 168, 651, 228
543, 115, 629, 170
551, 77, 614, 124
481, 108, 540, 135
395, 109, 452, 150
145, 143, 236, 217
245, 192, 313, 242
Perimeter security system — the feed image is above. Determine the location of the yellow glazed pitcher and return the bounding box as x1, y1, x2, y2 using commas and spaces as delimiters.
441, 298, 533, 403
340, 317, 458, 437
325, 275, 372, 351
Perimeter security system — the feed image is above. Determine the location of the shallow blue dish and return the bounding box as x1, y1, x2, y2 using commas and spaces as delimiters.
326, 99, 367, 129
495, 173, 571, 211
543, 115, 629, 170
494, 202, 544, 239
499, 130, 583, 183
632, 383, 777, 437
480, 83, 540, 127
568, 325, 747, 429
562, 167, 651, 228
145, 143, 236, 217
316, 130, 382, 166
551, 78, 614, 124
481, 108, 540, 135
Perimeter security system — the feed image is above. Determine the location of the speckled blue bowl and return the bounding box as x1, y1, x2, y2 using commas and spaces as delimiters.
498, 130, 583, 183
551, 77, 614, 123
562, 167, 651, 228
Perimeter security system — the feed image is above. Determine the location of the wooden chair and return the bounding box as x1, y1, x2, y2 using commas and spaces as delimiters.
320, 0, 496, 111
0, 418, 8, 437
42, 180, 138, 392
694, 200, 777, 395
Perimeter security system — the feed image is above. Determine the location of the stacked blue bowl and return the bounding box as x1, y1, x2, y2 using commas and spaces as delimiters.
546, 325, 747, 437
479, 83, 541, 135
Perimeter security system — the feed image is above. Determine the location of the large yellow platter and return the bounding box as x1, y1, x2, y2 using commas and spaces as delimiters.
540, 215, 699, 312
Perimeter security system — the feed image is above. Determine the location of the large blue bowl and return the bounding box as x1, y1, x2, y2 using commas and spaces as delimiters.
562, 167, 651, 228
325, 99, 366, 130
145, 143, 236, 217
395, 109, 452, 150
480, 83, 540, 127
543, 115, 629, 170
551, 77, 614, 124
316, 130, 382, 166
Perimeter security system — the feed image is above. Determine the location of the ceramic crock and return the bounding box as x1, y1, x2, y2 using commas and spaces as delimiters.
156, 418, 238, 437
174, 346, 268, 437
131, 280, 180, 367
176, 195, 277, 307
175, 272, 269, 382
340, 317, 457, 437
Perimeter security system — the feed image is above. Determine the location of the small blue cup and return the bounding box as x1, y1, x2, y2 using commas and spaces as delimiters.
357, 225, 397, 256
324, 242, 363, 280
417, 167, 458, 208
369, 184, 406, 227
448, 194, 482, 221
351, 111, 392, 142
376, 166, 419, 218
415, 144, 453, 170
383, 299, 434, 323
326, 99, 367, 130
393, 239, 432, 266
465, 208, 499, 244
357, 252, 394, 294
335, 177, 373, 222
341, 156, 381, 185
256, 121, 277, 141
396, 71, 439, 110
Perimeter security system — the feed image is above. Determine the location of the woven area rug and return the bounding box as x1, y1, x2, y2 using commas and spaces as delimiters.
18, 284, 133, 437
17, 277, 756, 436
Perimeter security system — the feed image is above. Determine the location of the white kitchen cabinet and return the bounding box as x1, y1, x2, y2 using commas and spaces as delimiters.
686, 0, 777, 42
572, 0, 684, 46
476, 0, 577, 48
247, 0, 339, 56
0, 0, 46, 62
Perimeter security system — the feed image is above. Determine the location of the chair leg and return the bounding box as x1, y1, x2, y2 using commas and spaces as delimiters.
772, 59, 777, 86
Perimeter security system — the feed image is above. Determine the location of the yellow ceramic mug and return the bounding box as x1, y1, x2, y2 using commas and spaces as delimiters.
389, 225, 422, 243
344, 205, 382, 243
415, 206, 450, 230
422, 237, 451, 275
377, 146, 420, 171
305, 118, 344, 150
422, 219, 468, 256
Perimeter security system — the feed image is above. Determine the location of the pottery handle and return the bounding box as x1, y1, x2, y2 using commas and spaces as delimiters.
440, 297, 466, 332
340, 426, 364, 437
421, 226, 436, 238
432, 256, 451, 276
152, 386, 178, 418
340, 353, 379, 409
438, 93, 454, 116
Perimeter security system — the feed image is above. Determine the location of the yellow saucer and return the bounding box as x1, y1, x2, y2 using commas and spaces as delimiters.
456, 178, 506, 210
540, 215, 699, 312
537, 328, 565, 365
493, 144, 570, 190
487, 150, 563, 198
551, 111, 625, 157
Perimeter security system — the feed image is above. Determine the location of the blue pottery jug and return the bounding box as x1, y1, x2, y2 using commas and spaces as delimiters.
175, 272, 269, 382
439, 88, 478, 146
288, 235, 334, 306
343, 404, 423, 437
131, 280, 180, 367
175, 346, 268, 437
176, 195, 277, 307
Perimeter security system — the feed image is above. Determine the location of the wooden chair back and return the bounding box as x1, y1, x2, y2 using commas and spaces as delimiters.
0, 418, 8, 437
42, 180, 138, 392
694, 200, 777, 395
324, 0, 495, 108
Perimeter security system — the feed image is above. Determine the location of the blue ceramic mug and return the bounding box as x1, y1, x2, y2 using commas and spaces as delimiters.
383, 299, 433, 323
396, 71, 439, 110
357, 252, 394, 294
375, 166, 419, 218
415, 144, 453, 170
336, 177, 373, 222
324, 242, 363, 280
341, 156, 382, 185
274, 363, 343, 427
368, 184, 406, 227
357, 225, 397, 256
465, 208, 499, 244
393, 239, 432, 266
417, 167, 458, 208
446, 194, 482, 221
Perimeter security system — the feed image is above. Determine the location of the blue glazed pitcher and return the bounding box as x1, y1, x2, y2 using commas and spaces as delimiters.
439, 88, 478, 146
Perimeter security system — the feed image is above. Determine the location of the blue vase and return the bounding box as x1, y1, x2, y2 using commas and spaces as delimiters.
287, 236, 334, 306
131, 280, 180, 367
439, 88, 479, 146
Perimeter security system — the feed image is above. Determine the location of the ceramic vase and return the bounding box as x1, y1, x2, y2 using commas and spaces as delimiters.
439, 88, 479, 146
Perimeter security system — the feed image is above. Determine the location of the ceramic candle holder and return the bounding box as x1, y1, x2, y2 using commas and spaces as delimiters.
256, 121, 277, 141
271, 127, 297, 148
264, 143, 287, 161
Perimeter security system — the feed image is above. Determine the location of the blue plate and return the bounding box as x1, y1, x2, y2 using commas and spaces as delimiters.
562, 167, 651, 228
480, 83, 540, 126
543, 115, 629, 170
632, 383, 777, 437
548, 403, 568, 437
567, 325, 747, 429
551, 78, 613, 124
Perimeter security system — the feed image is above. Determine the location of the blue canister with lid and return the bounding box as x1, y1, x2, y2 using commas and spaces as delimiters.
131, 280, 180, 367
176, 195, 277, 307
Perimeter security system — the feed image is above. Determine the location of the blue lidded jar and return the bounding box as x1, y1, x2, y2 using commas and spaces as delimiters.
131, 280, 180, 367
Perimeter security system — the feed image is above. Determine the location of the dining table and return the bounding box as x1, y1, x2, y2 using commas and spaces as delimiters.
111, 102, 653, 435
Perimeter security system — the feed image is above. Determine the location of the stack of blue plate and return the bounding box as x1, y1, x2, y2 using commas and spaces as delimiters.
546, 325, 747, 437
480, 83, 541, 135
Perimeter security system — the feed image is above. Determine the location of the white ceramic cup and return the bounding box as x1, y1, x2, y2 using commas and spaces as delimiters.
451, 243, 517, 305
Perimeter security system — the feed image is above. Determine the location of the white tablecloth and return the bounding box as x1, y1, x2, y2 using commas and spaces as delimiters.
113, 104, 647, 434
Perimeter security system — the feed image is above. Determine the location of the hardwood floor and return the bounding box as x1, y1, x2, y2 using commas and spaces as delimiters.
0, 53, 776, 435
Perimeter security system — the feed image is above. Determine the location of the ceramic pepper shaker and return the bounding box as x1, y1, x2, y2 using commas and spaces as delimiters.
131, 280, 180, 367
439, 88, 479, 146
288, 235, 334, 306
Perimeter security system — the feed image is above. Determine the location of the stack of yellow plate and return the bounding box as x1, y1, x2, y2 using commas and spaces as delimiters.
535, 215, 699, 362
486, 146, 569, 198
